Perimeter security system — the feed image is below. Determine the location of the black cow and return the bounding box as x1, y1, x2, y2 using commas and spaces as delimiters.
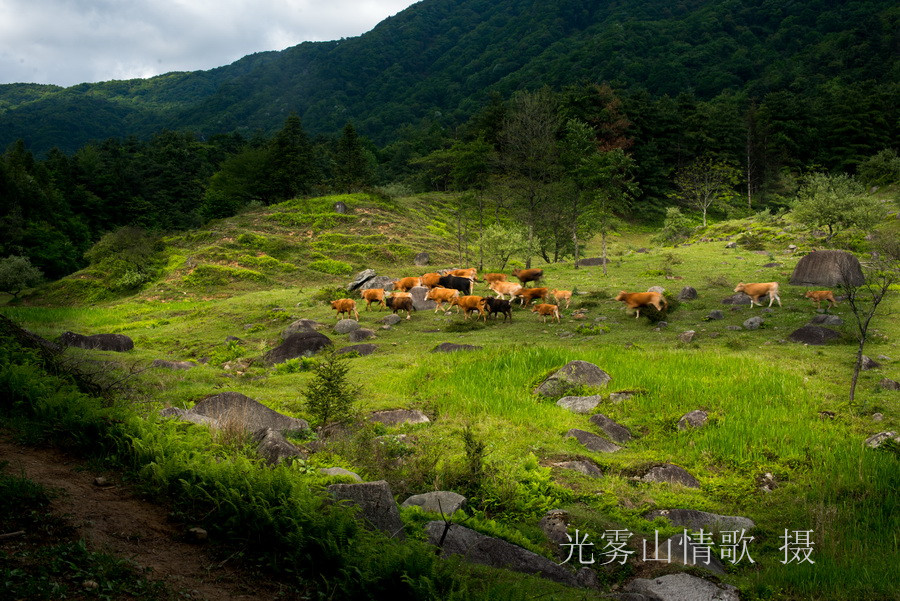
437, 275, 473, 295
385, 296, 415, 319
484, 297, 512, 321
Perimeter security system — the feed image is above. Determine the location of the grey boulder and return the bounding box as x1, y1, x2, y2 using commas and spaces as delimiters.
329, 480, 405, 538
645, 508, 755, 532
556, 395, 602, 414
621, 573, 739, 601
265, 331, 332, 364
588, 414, 632, 444
566, 428, 621, 453
642, 464, 700, 488
401, 491, 466, 515
535, 361, 612, 397
190, 391, 309, 434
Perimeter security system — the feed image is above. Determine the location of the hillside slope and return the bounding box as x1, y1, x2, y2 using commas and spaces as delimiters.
1, 0, 896, 153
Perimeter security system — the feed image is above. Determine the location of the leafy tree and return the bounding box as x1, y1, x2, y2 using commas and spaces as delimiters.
477, 222, 527, 272
0, 255, 43, 299
856, 149, 900, 187
672, 155, 740, 226
792, 172, 885, 242
302, 348, 362, 428
653, 207, 694, 246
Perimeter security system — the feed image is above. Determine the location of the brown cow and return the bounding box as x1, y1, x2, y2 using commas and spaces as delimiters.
532, 303, 560, 323
734, 282, 781, 307
393, 277, 423, 292
805, 290, 838, 310
330, 299, 359, 321
489, 281, 522, 300
615, 291, 667, 319
451, 295, 487, 321
425, 287, 460, 312
360, 288, 386, 310
483, 273, 507, 286
385, 295, 415, 320
550, 289, 572, 309
516, 287, 549, 306
448, 268, 477, 281
421, 272, 442, 289
512, 268, 543, 287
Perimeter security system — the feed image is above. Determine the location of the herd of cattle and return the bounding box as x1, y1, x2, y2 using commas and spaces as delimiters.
329, 269, 839, 323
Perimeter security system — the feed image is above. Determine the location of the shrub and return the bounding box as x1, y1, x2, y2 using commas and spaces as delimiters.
857, 149, 900, 187
308, 259, 354, 275
652, 207, 694, 246
302, 349, 361, 427
0, 255, 43, 299
83, 227, 164, 293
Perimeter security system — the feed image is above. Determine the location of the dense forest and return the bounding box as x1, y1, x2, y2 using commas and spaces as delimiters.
0, 0, 897, 282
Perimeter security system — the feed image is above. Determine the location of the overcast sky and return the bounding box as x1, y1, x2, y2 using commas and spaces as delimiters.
0, 0, 419, 87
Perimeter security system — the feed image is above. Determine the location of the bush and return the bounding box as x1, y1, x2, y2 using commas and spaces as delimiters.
302, 349, 361, 427
857, 149, 900, 187
652, 207, 694, 246
83, 227, 164, 293
308, 259, 354, 275
0, 255, 43, 299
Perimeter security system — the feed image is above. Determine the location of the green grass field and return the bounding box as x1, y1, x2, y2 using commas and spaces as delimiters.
2, 192, 897, 600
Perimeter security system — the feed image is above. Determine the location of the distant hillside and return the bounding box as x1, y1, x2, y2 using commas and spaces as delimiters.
1, 0, 896, 154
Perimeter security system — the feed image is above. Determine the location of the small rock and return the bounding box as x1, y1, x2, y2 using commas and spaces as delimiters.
414, 252, 430, 266
677, 410, 709, 430
725, 241, 737, 248
82, 580, 100, 590
707, 310, 725, 320
381, 313, 402, 326
320, 467, 363, 481
647, 286, 666, 295
401, 491, 466, 515
743, 316, 763, 330
556, 395, 602, 414
788, 325, 841, 345
151, 359, 195, 370
864, 431, 899, 449
534, 361, 612, 397
431, 342, 482, 353
809, 314, 843, 326
879, 379, 899, 391
872, 413, 884, 421
726, 325, 742, 331
336, 343, 377, 356
187, 527, 208, 542
608, 390, 638, 403
348, 328, 376, 342
645, 508, 755, 532
642, 464, 700, 488
860, 355, 881, 370
589, 414, 632, 444
335, 319, 361, 334
347, 269, 376, 291
369, 409, 430, 426
624, 573, 739, 601
566, 428, 621, 453
551, 460, 603, 478
329, 480, 405, 538
93, 477, 111, 487
678, 330, 696, 343
678, 286, 698, 301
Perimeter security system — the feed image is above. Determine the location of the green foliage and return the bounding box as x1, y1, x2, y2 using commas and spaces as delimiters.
792, 172, 886, 241
575, 323, 609, 336
182, 264, 267, 287
0, 255, 43, 298
307, 259, 354, 276
652, 207, 695, 246
302, 349, 362, 427
856, 149, 900, 187
83, 227, 165, 293
207, 339, 245, 367
478, 223, 527, 271
273, 356, 317, 375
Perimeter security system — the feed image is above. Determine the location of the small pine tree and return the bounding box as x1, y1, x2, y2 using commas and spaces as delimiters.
302, 349, 361, 428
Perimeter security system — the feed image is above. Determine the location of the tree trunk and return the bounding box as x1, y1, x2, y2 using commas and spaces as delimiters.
849, 338, 865, 403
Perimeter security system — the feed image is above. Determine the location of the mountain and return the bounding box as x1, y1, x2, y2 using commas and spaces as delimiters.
1, 0, 896, 154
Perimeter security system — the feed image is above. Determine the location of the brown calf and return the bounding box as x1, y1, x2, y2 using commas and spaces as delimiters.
805, 290, 838, 310
734, 282, 781, 307
532, 303, 561, 323
425, 287, 460, 312
512, 268, 543, 287
489, 280, 522, 300
550, 289, 572, 309
448, 268, 477, 280
330, 299, 359, 321
483, 273, 508, 286
451, 295, 488, 321
516, 287, 549, 306
421, 272, 442, 289
615, 291, 667, 319
393, 277, 423, 292
360, 288, 386, 310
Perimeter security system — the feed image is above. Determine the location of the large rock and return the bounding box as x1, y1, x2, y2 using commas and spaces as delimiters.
281, 319, 323, 339
347, 269, 377, 291
880, 378, 900, 391
159, 406, 218, 427
401, 491, 466, 515
369, 409, 430, 426
677, 286, 698, 301
677, 410, 709, 430
790, 250, 865, 287
425, 522, 578, 587
335, 319, 361, 334
252, 428, 306, 465
576, 257, 610, 266
348, 328, 376, 342
360, 275, 395, 291
864, 431, 899, 449
409, 285, 437, 311
645, 508, 755, 532
190, 391, 309, 434
589, 414, 632, 444
788, 325, 840, 345
552, 460, 603, 478
556, 395, 602, 414
59, 332, 134, 352
641, 464, 700, 488
809, 314, 843, 326
622, 573, 739, 601
336, 343, 377, 356
381, 314, 402, 326
414, 252, 430, 266
432, 342, 482, 353
535, 361, 612, 397
329, 480, 405, 538
540, 510, 571, 558
265, 331, 332, 364
566, 429, 621, 453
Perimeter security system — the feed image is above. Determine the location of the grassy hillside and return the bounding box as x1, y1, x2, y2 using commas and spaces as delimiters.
2, 192, 898, 600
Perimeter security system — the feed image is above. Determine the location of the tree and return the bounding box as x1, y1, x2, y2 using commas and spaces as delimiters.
477, 223, 527, 271
302, 348, 361, 428
333, 122, 374, 192
838, 238, 899, 405
672, 155, 740, 227
0, 255, 43, 299
792, 172, 885, 242
266, 113, 316, 201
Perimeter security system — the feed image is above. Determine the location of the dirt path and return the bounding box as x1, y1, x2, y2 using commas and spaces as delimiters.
0, 435, 304, 601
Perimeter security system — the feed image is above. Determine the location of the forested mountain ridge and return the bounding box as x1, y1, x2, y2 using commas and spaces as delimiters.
1, 0, 896, 154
